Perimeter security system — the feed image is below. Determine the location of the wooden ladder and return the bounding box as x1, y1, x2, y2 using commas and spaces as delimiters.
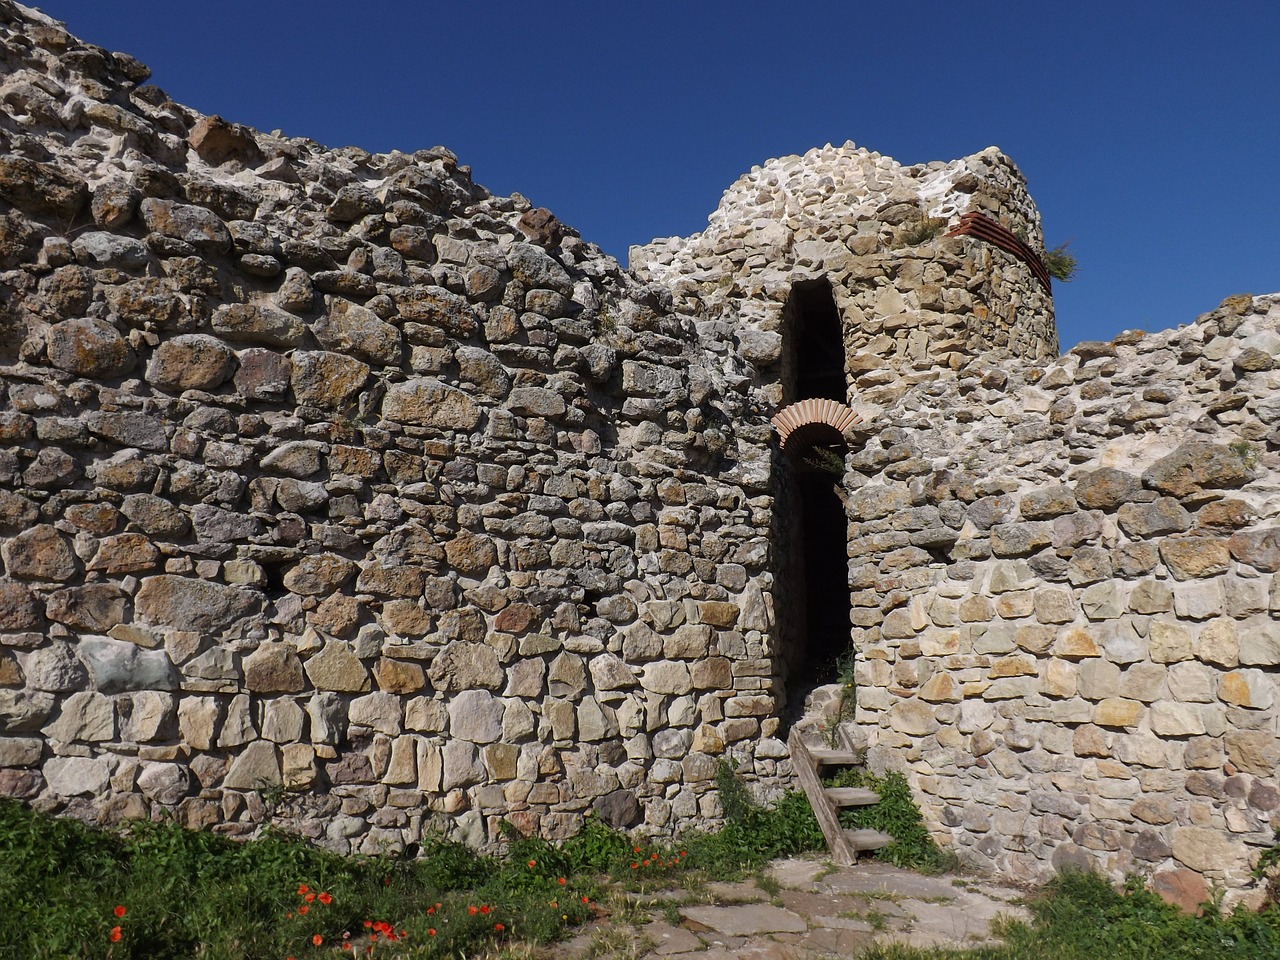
788, 727, 893, 865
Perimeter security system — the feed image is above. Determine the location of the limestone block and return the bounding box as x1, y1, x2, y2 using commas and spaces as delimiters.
1034, 587, 1075, 624
920, 629, 965, 656
178, 698, 221, 750
350, 692, 403, 735
1122, 662, 1166, 702
502, 700, 535, 741
1054, 627, 1100, 660
213, 301, 305, 347
1225, 730, 1280, 776
223, 742, 281, 791
283, 743, 317, 789
135, 576, 263, 634
261, 699, 305, 743
1150, 702, 1206, 736
1042, 659, 1078, 697
405, 697, 448, 733
304, 641, 370, 692
1074, 468, 1141, 509
0, 737, 41, 766
546, 698, 576, 740
1143, 442, 1252, 499
1182, 624, 1235, 674
1117, 497, 1192, 538
1077, 659, 1121, 700
244, 642, 305, 693
374, 658, 426, 694
45, 756, 111, 797
1159, 537, 1230, 581
577, 698, 618, 741
218, 695, 256, 747
45, 318, 134, 378
383, 378, 481, 429
545, 651, 586, 697
1239, 621, 1280, 665
427, 641, 502, 692
995, 590, 1034, 619
1149, 620, 1193, 663
889, 698, 940, 736
1093, 698, 1142, 728
643, 661, 693, 695
918, 672, 962, 702
147, 334, 236, 391
315, 298, 402, 365
1171, 826, 1248, 874
1218, 670, 1273, 709
290, 351, 370, 409
137, 762, 191, 805
1129, 580, 1173, 614
1227, 528, 1280, 572
2, 525, 78, 581
23, 641, 87, 692
43, 691, 114, 741
665, 623, 713, 657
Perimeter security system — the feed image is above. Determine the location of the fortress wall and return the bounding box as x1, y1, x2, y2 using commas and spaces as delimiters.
0, 2, 784, 852
842, 295, 1280, 901
1, 2, 1276, 904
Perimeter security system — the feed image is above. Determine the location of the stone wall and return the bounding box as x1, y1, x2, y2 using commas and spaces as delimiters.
0, 2, 785, 852
840, 295, 1280, 903
1, 1, 1276, 906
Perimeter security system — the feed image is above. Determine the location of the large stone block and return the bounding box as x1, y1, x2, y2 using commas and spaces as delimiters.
135, 576, 263, 634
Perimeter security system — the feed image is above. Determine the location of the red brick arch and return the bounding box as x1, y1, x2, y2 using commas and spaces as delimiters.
770, 398, 863, 453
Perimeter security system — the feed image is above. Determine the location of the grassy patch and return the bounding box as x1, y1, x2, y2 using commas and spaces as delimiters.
827, 768, 953, 872
859, 871, 1280, 960
0, 798, 593, 960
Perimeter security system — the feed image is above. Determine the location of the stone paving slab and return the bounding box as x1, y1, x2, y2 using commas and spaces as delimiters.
554, 855, 1032, 960
679, 903, 809, 936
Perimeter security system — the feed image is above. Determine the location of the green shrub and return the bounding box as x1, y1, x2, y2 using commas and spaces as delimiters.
1043, 242, 1077, 282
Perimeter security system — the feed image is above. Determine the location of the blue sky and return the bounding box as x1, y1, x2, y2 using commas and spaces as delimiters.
49, 1, 1280, 350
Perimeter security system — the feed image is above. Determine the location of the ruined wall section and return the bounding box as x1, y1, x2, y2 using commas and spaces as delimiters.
630, 143, 1056, 417
843, 294, 1280, 902
0, 3, 784, 852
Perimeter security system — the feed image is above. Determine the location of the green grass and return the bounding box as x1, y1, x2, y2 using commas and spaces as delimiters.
859, 871, 1280, 960
827, 768, 955, 872
0, 770, 826, 960
0, 798, 594, 959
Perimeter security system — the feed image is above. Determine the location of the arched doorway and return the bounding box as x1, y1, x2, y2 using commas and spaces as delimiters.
774, 279, 854, 720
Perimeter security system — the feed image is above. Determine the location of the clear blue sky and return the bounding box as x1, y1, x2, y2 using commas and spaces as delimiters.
48, 1, 1280, 350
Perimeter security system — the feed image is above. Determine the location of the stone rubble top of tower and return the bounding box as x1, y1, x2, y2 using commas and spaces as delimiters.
631, 141, 1056, 423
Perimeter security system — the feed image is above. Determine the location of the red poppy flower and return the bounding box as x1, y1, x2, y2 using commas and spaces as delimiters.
495, 923, 505, 932
468, 905, 478, 916
633, 846, 641, 854
528, 859, 537, 867
581, 896, 590, 904
312, 934, 324, 946
299, 905, 309, 915
364, 920, 373, 928
298, 884, 310, 895
480, 905, 491, 915
427, 906, 435, 915
428, 928, 437, 936
549, 901, 558, 909
109, 927, 122, 943
319, 892, 332, 905
630, 862, 639, 869
304, 892, 315, 903
557, 877, 566, 885
113, 905, 126, 918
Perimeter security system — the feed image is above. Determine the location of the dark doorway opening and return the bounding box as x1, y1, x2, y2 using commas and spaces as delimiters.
775, 278, 852, 723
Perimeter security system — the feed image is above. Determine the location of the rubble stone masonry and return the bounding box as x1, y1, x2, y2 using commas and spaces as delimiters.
0, 2, 1274, 902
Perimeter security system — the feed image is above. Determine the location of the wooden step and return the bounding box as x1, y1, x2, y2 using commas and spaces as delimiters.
824, 787, 879, 807
808, 747, 862, 766
845, 828, 895, 852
